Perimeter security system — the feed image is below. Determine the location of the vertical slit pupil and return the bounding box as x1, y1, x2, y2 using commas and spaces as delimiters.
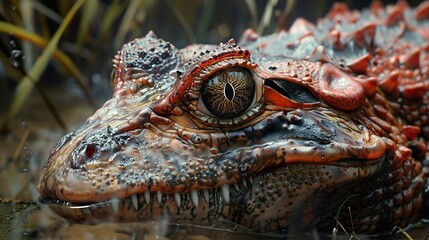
224, 82, 235, 101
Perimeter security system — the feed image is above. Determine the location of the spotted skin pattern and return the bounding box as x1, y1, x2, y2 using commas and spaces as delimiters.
38, 2, 429, 233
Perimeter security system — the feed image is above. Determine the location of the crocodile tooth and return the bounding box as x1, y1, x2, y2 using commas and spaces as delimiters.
174, 192, 181, 207
82, 207, 91, 215
221, 185, 230, 204
234, 183, 239, 191
242, 179, 247, 188
156, 191, 163, 204
144, 192, 150, 205
203, 190, 209, 203
191, 189, 199, 207
89, 204, 98, 211
130, 194, 139, 211
248, 177, 253, 184
111, 198, 119, 214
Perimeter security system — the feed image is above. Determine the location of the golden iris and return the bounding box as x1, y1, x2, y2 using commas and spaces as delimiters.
201, 67, 255, 119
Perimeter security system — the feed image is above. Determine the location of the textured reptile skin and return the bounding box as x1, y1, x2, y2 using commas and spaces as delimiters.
38, 2, 429, 233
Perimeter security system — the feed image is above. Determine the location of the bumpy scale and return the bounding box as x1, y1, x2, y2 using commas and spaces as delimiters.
38, 2, 429, 233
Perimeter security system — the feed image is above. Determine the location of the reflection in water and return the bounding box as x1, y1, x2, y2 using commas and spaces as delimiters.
1, 200, 428, 240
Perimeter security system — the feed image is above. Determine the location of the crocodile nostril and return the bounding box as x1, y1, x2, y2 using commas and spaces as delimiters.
70, 129, 131, 169
71, 143, 99, 169
85, 144, 97, 159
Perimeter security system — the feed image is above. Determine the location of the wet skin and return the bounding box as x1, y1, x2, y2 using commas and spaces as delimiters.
38, 2, 429, 233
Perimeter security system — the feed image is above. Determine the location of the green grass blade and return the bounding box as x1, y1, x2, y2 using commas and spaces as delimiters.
76, 0, 97, 47
244, 0, 258, 29
1, 0, 87, 130
277, 0, 295, 30
257, 0, 278, 34
114, 0, 144, 48
164, 0, 197, 43
19, 0, 36, 72
0, 21, 95, 107
98, 0, 125, 41
32, 1, 63, 24
196, 0, 215, 41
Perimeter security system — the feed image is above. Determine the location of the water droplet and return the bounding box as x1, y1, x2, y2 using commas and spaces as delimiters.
91, 74, 101, 84
9, 49, 23, 67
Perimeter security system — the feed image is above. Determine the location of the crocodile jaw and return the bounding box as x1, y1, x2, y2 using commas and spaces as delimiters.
39, 162, 385, 231
37, 90, 387, 231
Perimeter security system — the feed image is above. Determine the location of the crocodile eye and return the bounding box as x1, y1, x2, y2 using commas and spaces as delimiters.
200, 67, 255, 119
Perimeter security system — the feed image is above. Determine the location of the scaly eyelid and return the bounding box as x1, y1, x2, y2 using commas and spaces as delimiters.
189, 67, 265, 127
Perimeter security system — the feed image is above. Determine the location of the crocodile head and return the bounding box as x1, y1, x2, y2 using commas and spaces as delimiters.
37, 27, 422, 232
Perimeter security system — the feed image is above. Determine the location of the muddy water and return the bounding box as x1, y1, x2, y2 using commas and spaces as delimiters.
0, 199, 428, 239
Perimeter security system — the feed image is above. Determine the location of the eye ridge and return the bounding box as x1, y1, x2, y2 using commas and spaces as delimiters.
201, 67, 255, 119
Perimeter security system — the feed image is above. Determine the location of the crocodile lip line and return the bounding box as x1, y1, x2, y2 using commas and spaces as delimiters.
38, 153, 386, 220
